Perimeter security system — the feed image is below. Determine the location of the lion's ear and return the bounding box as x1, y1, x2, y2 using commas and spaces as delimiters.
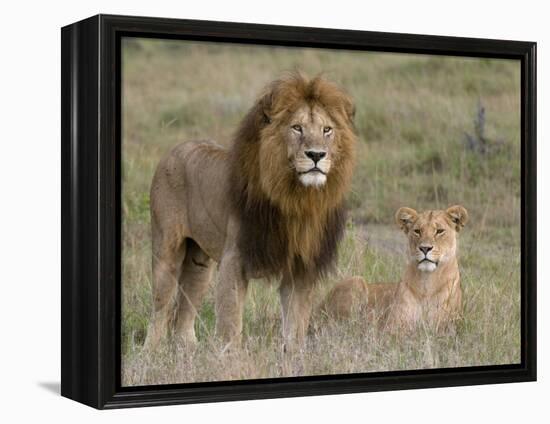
395, 207, 418, 233
344, 98, 356, 124
446, 205, 468, 232
258, 90, 274, 124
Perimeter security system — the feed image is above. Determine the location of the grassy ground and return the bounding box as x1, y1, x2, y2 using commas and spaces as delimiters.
121, 38, 521, 386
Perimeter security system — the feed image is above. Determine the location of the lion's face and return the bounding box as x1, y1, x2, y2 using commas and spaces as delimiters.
253, 75, 356, 204
396, 206, 468, 272
285, 105, 336, 188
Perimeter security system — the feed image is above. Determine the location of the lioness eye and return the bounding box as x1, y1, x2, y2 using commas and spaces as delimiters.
292, 124, 302, 133
413, 229, 421, 236
323, 126, 333, 134
436, 229, 445, 235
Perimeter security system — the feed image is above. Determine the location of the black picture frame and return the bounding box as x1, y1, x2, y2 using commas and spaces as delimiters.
61, 14, 537, 409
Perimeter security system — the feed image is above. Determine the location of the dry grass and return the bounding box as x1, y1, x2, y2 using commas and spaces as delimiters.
121, 38, 521, 386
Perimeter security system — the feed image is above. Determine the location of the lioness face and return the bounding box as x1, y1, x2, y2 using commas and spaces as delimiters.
286, 105, 336, 188
396, 206, 468, 272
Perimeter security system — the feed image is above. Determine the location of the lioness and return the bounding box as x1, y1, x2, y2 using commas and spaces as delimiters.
144, 74, 357, 351
319, 205, 468, 332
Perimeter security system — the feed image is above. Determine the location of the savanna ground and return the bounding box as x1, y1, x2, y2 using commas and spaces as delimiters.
121, 38, 521, 386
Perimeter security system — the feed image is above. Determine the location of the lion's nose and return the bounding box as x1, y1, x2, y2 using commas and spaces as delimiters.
305, 150, 327, 163
419, 245, 433, 255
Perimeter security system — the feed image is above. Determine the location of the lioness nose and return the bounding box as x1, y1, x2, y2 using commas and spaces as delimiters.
419, 245, 433, 255
305, 150, 327, 163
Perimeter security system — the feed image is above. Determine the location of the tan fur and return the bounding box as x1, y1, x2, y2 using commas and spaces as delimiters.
320, 205, 468, 332
144, 74, 357, 351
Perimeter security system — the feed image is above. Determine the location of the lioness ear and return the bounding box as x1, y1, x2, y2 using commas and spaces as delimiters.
446, 205, 468, 231
395, 207, 418, 233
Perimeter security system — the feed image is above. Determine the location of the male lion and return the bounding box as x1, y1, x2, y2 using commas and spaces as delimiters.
319, 205, 468, 332
144, 74, 357, 351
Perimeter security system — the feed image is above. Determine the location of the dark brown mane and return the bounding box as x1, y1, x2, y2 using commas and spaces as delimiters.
229, 74, 356, 281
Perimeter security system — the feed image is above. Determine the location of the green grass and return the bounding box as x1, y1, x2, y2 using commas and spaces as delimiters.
120, 38, 521, 386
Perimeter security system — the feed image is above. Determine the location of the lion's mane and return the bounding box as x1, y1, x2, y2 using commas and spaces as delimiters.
229, 74, 357, 281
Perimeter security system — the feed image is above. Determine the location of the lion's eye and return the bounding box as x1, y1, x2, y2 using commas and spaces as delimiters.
436, 229, 445, 235
413, 229, 421, 236
323, 126, 333, 135
292, 124, 303, 133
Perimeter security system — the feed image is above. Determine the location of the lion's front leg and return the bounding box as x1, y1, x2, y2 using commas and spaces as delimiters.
279, 273, 315, 351
215, 250, 249, 350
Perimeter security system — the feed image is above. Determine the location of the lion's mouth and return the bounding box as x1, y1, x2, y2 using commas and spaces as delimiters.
299, 167, 326, 175
419, 258, 438, 265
